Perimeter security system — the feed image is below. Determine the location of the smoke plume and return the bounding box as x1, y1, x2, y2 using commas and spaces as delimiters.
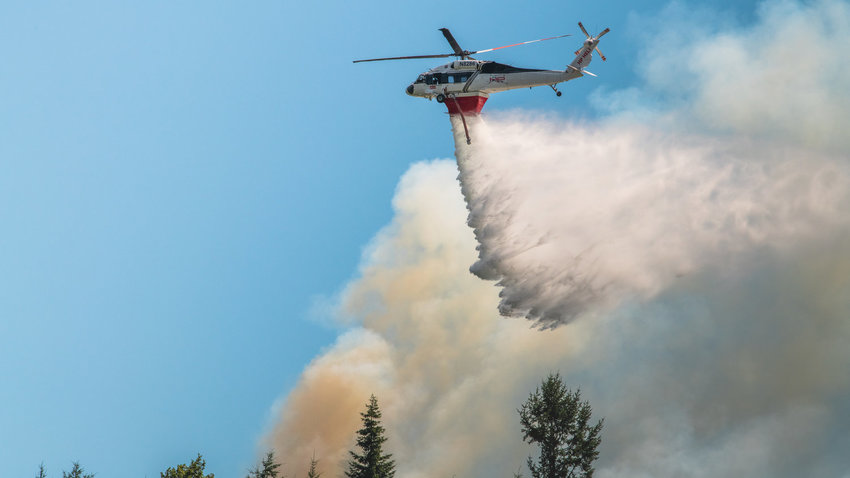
265, 1, 850, 477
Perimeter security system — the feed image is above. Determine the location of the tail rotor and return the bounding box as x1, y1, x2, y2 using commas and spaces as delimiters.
576, 22, 609, 61
595, 46, 607, 62
594, 27, 610, 61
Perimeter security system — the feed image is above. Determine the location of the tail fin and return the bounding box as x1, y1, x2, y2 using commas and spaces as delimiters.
569, 41, 596, 70
567, 23, 609, 72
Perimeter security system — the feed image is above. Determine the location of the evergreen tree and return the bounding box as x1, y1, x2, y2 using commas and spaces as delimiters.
35, 463, 47, 478
345, 395, 395, 478
62, 462, 94, 478
306, 453, 321, 478
161, 454, 214, 478
247, 451, 282, 478
519, 373, 603, 478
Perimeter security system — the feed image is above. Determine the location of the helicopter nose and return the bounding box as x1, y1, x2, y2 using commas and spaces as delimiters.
406, 84, 414, 96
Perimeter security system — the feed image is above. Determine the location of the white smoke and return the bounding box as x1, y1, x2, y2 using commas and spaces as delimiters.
265, 1, 850, 477
637, 0, 850, 152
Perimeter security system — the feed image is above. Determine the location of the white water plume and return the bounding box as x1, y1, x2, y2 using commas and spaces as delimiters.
449, 0, 850, 328
452, 113, 850, 328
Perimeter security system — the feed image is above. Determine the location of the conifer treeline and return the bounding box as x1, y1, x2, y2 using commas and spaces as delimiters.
33, 374, 602, 478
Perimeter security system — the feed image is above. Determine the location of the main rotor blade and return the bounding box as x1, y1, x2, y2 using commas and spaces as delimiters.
596, 27, 610, 39
471, 33, 571, 54
439, 28, 465, 57
578, 22, 590, 38
353, 53, 455, 63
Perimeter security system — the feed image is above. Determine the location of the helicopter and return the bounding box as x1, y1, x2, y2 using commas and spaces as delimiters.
354, 22, 610, 143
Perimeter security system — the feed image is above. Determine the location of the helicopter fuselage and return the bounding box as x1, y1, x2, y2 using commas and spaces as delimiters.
405, 59, 582, 99
355, 22, 609, 144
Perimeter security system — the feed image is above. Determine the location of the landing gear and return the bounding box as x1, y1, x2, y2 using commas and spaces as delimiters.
550, 84, 562, 97
436, 93, 446, 103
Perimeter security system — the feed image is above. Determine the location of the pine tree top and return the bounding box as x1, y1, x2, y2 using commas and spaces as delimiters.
345, 395, 395, 478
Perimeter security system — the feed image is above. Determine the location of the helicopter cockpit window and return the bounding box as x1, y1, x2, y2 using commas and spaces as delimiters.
416, 75, 426, 83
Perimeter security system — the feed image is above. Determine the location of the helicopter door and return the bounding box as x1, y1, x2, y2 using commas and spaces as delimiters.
426, 74, 439, 92
446, 74, 460, 90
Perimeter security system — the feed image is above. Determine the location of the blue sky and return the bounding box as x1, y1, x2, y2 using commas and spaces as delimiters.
0, 1, 764, 476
